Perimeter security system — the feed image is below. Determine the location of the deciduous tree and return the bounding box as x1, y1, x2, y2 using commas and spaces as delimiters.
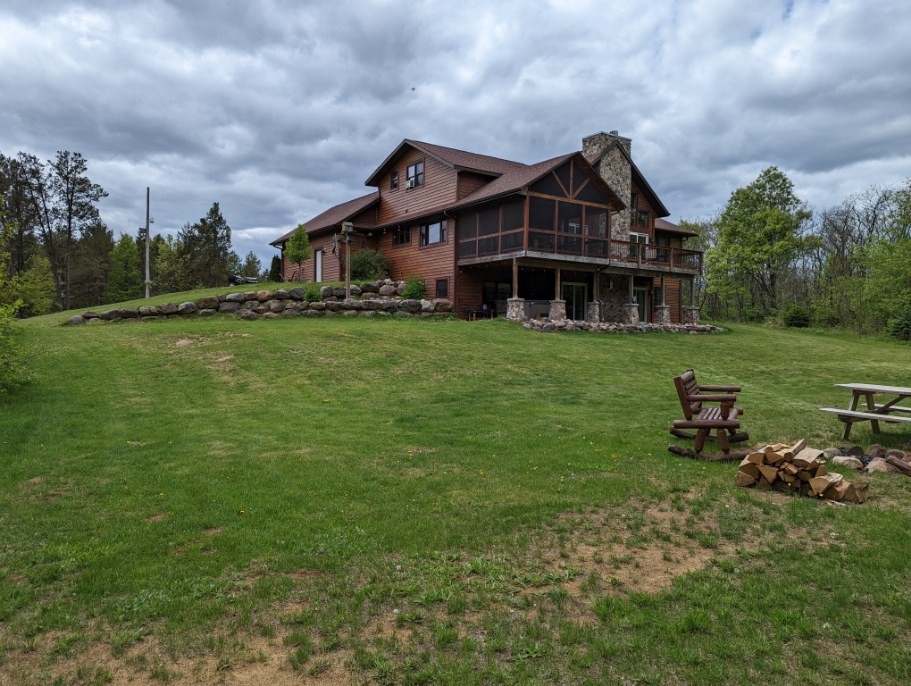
284, 225, 311, 282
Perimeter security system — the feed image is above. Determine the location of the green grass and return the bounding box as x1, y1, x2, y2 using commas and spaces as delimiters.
2, 304, 911, 684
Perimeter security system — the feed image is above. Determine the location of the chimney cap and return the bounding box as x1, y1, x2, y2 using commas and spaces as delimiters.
609, 130, 619, 136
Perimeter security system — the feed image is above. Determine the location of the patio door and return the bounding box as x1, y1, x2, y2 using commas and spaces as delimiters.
634, 287, 648, 323
562, 282, 587, 320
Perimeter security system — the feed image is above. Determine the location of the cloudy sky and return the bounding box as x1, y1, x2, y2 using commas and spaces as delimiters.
2, 0, 909, 266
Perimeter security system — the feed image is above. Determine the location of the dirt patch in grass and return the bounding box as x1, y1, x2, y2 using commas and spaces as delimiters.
1, 632, 357, 686
204, 526, 225, 536
148, 512, 167, 522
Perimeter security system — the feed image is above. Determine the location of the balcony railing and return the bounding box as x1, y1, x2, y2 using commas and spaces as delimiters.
458, 229, 702, 272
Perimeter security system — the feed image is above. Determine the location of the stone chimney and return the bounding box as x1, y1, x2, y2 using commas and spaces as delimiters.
582, 131, 632, 238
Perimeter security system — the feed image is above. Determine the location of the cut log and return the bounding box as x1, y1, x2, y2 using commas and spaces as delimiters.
815, 463, 828, 478
745, 451, 766, 465
810, 472, 843, 497
782, 439, 807, 459
797, 470, 813, 482
829, 481, 852, 502
793, 448, 824, 468
882, 455, 911, 478
738, 457, 760, 478
779, 471, 797, 484
735, 471, 757, 487
765, 451, 785, 466
781, 462, 799, 476
757, 464, 779, 483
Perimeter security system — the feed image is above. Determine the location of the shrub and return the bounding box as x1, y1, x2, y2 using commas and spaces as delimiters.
303, 283, 321, 302
350, 249, 388, 281
781, 303, 811, 328
887, 301, 911, 341
268, 255, 283, 282
401, 276, 426, 300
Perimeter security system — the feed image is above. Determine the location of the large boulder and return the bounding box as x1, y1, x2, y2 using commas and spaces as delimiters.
360, 281, 379, 294
237, 309, 259, 320
100, 309, 120, 321
433, 298, 453, 312
831, 455, 864, 471
319, 286, 334, 298
159, 303, 178, 315
198, 308, 217, 317
274, 289, 291, 300
196, 296, 219, 310
288, 287, 305, 300
420, 299, 435, 313
225, 292, 246, 303
67, 315, 86, 326
119, 308, 139, 318
342, 298, 363, 311
177, 301, 197, 315
256, 290, 273, 302
866, 458, 898, 474
398, 299, 422, 313
378, 284, 397, 297
138, 305, 159, 317
219, 301, 240, 313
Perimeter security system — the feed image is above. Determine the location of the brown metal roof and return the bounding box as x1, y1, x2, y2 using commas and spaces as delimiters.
655, 217, 698, 237
365, 139, 525, 186
270, 191, 379, 246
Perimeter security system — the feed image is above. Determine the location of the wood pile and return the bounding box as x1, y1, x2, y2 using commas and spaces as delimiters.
735, 440, 869, 503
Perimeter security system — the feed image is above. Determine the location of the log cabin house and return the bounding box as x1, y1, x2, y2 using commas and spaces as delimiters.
270, 131, 702, 324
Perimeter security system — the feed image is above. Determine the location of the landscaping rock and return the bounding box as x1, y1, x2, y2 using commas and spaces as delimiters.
309, 301, 326, 311
138, 306, 159, 317
379, 284, 397, 297
866, 457, 898, 474
177, 302, 197, 315
274, 289, 290, 300
420, 299, 435, 313
288, 287, 304, 300
67, 315, 85, 325
256, 290, 273, 302
100, 309, 120, 321
119, 308, 139, 318
831, 455, 864, 471
218, 301, 240, 313
349, 285, 362, 296
360, 281, 379, 294
198, 308, 217, 317
237, 310, 259, 320
398, 299, 422, 313
281, 308, 299, 317
865, 444, 887, 459
842, 445, 865, 458
823, 448, 842, 459
159, 303, 178, 315
82, 311, 100, 319
320, 286, 334, 298
433, 298, 453, 312
196, 296, 219, 310
225, 292, 246, 303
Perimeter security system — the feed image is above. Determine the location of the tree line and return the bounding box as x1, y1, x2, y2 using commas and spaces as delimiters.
1, 150, 270, 316
685, 167, 911, 337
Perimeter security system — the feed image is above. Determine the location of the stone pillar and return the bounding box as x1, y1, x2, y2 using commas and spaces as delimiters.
683, 307, 700, 325
655, 305, 671, 325
623, 303, 639, 325
549, 299, 567, 320
586, 300, 602, 323
506, 297, 526, 321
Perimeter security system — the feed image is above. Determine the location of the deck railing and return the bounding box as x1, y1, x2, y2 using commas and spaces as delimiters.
458, 230, 702, 272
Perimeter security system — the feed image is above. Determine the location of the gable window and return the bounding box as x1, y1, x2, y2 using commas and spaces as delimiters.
390, 171, 399, 190
393, 225, 411, 246
406, 160, 424, 188
436, 278, 448, 298
420, 219, 447, 246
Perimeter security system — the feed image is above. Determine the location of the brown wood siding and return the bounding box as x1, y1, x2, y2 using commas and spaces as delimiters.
282, 233, 341, 282
631, 179, 658, 237
457, 172, 492, 200
377, 150, 457, 223
372, 218, 456, 294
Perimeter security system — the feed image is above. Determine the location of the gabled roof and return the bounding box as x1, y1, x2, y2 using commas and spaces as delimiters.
586, 142, 670, 217
270, 191, 379, 246
365, 139, 525, 186
451, 151, 626, 211
655, 217, 698, 237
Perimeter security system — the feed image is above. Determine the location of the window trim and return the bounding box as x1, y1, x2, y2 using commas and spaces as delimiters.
419, 219, 447, 247
435, 278, 448, 299
390, 171, 399, 190
392, 225, 411, 246
406, 160, 425, 188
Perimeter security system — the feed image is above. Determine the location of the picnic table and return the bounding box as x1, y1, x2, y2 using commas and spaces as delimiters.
820, 383, 911, 440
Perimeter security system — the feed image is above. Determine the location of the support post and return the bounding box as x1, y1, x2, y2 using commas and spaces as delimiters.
512, 257, 519, 299
655, 276, 671, 325
144, 187, 151, 299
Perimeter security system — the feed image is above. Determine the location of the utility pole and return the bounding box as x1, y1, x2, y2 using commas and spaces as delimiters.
144, 187, 151, 298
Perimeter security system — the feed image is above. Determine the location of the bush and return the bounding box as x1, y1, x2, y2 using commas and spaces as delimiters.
401, 276, 426, 300
303, 283, 321, 302
350, 249, 388, 281
781, 303, 811, 328
887, 301, 911, 341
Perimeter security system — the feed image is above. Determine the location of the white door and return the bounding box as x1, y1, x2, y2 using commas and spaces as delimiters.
314, 249, 323, 282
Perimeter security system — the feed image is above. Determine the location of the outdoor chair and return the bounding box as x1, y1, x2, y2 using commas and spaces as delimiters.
671, 369, 748, 453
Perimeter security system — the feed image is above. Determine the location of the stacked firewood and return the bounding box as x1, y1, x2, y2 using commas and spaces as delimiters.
735, 440, 868, 503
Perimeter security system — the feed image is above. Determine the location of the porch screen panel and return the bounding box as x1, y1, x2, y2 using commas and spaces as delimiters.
529, 197, 555, 231
558, 201, 582, 234
500, 231, 523, 251
460, 212, 478, 239
478, 206, 499, 236
478, 236, 499, 256
585, 207, 608, 237
501, 199, 524, 231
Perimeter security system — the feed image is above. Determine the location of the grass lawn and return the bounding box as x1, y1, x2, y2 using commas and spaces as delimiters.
2, 306, 911, 685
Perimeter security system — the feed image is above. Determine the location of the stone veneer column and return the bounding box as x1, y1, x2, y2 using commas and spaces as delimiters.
506, 297, 526, 321
654, 305, 671, 325
586, 300, 602, 323
683, 307, 700, 325
549, 299, 567, 320
623, 303, 639, 325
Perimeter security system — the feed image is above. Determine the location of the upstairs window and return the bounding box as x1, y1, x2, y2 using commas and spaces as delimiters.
390, 171, 399, 190
406, 160, 425, 188
393, 225, 411, 246
420, 219, 447, 246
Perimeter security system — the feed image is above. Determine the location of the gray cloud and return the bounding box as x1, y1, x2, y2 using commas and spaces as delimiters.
2, 0, 910, 265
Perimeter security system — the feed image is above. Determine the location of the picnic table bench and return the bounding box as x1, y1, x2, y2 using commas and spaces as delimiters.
820, 383, 911, 440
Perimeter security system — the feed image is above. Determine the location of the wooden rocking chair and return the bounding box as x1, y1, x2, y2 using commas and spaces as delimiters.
671, 369, 748, 453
